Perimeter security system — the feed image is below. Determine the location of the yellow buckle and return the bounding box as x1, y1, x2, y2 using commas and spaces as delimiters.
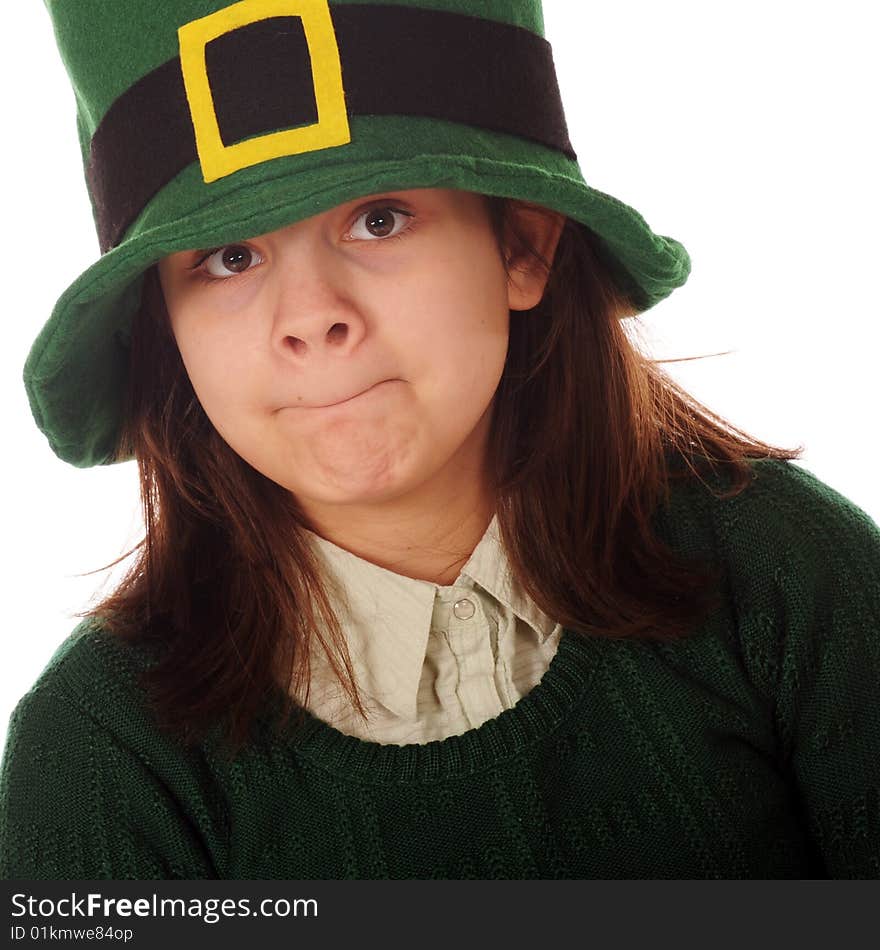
178, 0, 351, 183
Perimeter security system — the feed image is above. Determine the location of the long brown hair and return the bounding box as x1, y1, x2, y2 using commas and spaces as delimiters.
90, 195, 804, 757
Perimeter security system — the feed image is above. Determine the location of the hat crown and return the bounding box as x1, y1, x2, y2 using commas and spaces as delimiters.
45, 0, 546, 156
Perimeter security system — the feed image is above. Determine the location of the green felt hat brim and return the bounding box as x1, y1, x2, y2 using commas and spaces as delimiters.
24, 115, 691, 468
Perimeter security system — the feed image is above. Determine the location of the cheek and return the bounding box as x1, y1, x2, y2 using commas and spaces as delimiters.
408, 243, 510, 338
442, 262, 511, 371
171, 317, 263, 429
418, 318, 508, 442
164, 275, 267, 388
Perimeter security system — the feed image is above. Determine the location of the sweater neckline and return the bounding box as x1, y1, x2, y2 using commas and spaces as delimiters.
269, 626, 601, 784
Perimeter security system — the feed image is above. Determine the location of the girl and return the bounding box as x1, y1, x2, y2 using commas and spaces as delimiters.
2, 0, 878, 880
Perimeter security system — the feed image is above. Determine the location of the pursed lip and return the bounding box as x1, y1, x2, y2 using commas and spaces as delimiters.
283, 379, 394, 411
317, 381, 383, 408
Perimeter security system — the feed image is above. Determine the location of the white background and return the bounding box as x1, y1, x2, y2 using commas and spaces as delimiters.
1, 1, 878, 752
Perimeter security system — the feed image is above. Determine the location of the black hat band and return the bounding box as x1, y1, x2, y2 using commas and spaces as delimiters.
86, 3, 575, 252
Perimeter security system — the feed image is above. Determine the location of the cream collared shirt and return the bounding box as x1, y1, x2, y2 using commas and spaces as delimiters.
295, 514, 563, 745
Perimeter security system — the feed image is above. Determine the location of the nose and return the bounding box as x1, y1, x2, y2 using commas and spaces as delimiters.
280, 316, 360, 359
270, 252, 367, 362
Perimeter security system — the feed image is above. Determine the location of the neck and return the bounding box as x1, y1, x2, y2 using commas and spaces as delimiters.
300, 476, 495, 587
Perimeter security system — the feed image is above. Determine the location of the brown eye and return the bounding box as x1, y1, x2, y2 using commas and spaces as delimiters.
365, 208, 396, 237
349, 205, 415, 242
204, 244, 263, 278
222, 246, 252, 272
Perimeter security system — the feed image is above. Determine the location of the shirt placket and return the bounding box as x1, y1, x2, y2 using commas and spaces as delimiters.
435, 587, 504, 729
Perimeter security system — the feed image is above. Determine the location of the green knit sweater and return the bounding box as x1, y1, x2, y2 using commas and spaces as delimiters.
2, 459, 879, 879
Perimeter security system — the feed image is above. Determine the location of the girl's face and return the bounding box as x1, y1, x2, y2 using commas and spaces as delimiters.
158, 188, 551, 522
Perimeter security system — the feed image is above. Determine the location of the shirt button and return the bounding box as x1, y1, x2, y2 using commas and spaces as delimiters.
453, 598, 475, 620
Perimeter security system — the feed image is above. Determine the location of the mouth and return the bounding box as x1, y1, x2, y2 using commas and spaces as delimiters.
305, 379, 395, 410
319, 382, 380, 408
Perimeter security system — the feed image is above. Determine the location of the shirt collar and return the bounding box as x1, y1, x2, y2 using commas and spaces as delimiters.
459, 514, 558, 643
302, 514, 558, 719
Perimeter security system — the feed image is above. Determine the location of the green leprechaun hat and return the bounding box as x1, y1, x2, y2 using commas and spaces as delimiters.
27, 0, 692, 468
